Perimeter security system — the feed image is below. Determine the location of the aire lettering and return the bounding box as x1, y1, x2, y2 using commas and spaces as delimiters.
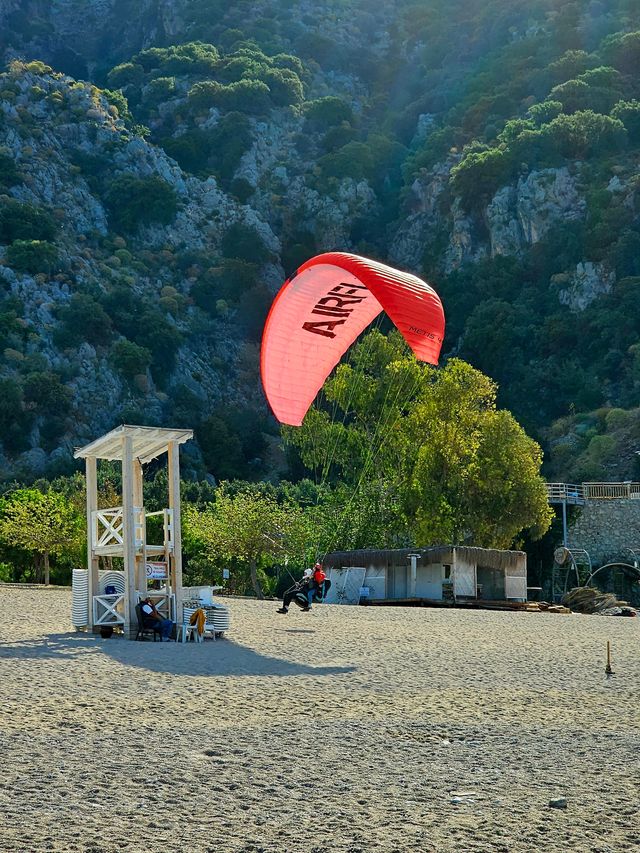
302, 281, 368, 338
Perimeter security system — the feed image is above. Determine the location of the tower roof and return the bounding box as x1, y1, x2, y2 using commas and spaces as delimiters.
74, 424, 193, 463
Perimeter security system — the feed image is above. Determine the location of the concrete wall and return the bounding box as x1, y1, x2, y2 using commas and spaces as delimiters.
567, 498, 640, 565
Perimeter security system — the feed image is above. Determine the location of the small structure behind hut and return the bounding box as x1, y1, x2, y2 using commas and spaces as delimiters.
323, 546, 527, 605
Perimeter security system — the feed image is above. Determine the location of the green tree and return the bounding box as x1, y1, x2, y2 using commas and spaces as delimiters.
611, 99, 640, 144
104, 174, 178, 232
0, 200, 56, 242
0, 152, 21, 190
111, 339, 152, 380
6, 240, 59, 274
54, 293, 113, 347
184, 485, 311, 597
221, 222, 271, 264
285, 331, 552, 550
304, 96, 353, 126
0, 488, 83, 584
23, 371, 72, 417
544, 110, 627, 159
106, 62, 144, 88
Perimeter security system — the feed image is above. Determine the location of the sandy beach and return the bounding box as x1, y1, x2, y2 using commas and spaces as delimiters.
0, 586, 638, 853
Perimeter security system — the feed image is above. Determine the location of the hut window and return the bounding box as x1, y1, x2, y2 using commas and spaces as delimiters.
443, 564, 451, 579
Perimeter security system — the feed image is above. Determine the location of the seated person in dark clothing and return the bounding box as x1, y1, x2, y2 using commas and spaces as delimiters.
140, 597, 174, 641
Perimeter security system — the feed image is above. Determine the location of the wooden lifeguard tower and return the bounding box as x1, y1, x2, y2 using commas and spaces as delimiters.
74, 425, 193, 638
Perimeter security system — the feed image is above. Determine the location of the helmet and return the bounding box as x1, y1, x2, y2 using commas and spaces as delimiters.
314, 562, 322, 569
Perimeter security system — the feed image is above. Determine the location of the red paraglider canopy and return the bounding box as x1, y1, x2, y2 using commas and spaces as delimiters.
260, 252, 445, 426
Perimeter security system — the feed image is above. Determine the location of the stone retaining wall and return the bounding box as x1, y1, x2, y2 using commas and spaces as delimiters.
567, 499, 640, 566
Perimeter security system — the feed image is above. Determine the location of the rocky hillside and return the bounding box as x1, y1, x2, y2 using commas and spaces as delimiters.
1, 1, 640, 484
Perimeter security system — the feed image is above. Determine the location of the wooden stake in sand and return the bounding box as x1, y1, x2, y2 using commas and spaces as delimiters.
605, 640, 614, 676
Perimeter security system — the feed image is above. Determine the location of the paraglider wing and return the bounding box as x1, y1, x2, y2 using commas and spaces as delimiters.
260, 252, 445, 426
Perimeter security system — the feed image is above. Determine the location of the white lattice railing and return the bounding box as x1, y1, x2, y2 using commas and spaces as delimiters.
91, 507, 174, 554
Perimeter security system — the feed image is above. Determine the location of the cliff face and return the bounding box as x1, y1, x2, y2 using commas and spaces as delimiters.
391, 165, 589, 273
0, 57, 383, 479
0, 1, 188, 73
1, 1, 640, 484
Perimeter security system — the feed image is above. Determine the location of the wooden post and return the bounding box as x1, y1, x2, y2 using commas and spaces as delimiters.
122, 433, 137, 638
605, 641, 614, 676
133, 458, 146, 595
168, 440, 183, 626
85, 456, 99, 631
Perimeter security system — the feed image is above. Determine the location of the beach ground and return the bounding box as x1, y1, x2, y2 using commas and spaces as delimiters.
0, 586, 638, 853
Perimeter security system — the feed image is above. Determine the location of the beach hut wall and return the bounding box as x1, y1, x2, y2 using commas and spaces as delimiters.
323, 546, 527, 603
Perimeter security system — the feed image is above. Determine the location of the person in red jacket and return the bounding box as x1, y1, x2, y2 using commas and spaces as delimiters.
306, 563, 326, 609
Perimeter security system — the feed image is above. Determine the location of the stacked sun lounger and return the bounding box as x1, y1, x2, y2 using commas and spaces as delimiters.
182, 589, 231, 640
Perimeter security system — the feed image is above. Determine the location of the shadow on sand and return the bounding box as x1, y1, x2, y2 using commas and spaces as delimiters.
0, 631, 356, 678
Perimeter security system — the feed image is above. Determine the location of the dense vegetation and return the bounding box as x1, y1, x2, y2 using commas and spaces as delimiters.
0, 334, 551, 591
1, 0, 640, 578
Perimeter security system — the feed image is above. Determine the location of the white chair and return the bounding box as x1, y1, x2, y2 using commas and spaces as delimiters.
181, 605, 206, 643
181, 601, 230, 642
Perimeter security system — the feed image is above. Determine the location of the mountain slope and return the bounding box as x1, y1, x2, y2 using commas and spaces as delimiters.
1, 1, 640, 483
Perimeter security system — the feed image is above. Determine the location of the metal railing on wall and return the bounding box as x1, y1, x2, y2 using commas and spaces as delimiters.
583, 482, 640, 499
546, 482, 640, 502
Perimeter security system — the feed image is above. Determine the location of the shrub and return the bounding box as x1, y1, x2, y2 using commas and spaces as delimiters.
209, 112, 252, 179
111, 339, 152, 379
229, 176, 254, 202
221, 223, 271, 265
546, 50, 596, 84
0, 200, 56, 242
104, 174, 178, 232
527, 101, 563, 127
192, 259, 259, 311
54, 294, 113, 347
162, 129, 213, 173
543, 110, 627, 159
304, 96, 353, 127
549, 79, 617, 115
0, 377, 29, 452
0, 152, 21, 189
318, 141, 375, 182
143, 76, 177, 106
135, 42, 220, 75
260, 68, 303, 106
101, 88, 132, 122
220, 79, 271, 114
23, 371, 72, 416
601, 31, 640, 75
450, 146, 514, 209
611, 100, 640, 144
6, 240, 59, 273
187, 80, 224, 110
106, 62, 144, 88
271, 53, 306, 78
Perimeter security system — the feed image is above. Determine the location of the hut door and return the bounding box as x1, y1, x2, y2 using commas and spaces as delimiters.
453, 562, 477, 598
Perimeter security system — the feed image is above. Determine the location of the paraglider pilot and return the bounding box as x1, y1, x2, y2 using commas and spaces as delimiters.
307, 563, 326, 608
277, 568, 314, 614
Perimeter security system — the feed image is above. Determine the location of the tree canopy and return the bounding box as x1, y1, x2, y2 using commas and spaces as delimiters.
284, 330, 553, 550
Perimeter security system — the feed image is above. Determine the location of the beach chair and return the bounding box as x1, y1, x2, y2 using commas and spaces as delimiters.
182, 602, 230, 642
134, 603, 162, 641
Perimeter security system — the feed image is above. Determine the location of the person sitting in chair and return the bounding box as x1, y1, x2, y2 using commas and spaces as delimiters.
140, 597, 174, 641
